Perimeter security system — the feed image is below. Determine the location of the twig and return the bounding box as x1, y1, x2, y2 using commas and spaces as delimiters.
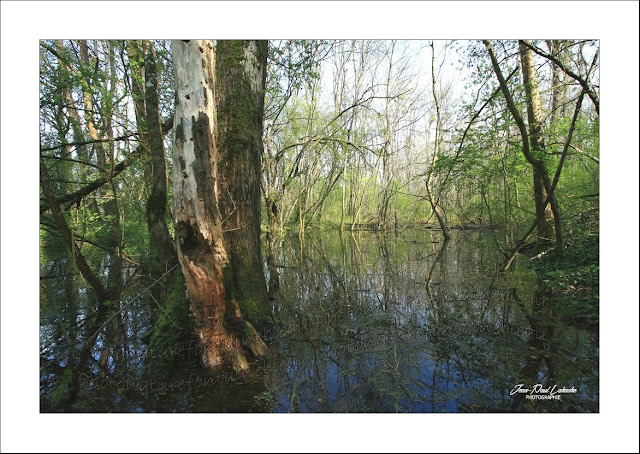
40, 133, 140, 153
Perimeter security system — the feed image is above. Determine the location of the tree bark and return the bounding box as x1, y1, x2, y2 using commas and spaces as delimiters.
215, 40, 271, 327
532, 169, 554, 243
519, 42, 555, 244
427, 42, 451, 241
78, 40, 107, 170
125, 41, 147, 137
546, 40, 569, 125
484, 40, 564, 257
519, 41, 564, 254
522, 40, 599, 115
143, 41, 176, 274
172, 40, 265, 372
54, 40, 87, 161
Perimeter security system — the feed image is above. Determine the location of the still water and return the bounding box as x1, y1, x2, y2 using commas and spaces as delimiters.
40, 229, 599, 412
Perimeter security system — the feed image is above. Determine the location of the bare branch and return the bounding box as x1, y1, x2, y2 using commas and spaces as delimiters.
40, 145, 143, 214
521, 40, 599, 115
40, 133, 140, 153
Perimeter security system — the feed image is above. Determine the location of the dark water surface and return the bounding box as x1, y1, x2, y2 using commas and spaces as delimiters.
40, 229, 599, 412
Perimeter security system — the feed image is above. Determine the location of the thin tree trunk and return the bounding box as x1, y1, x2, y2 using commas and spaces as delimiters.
55, 40, 87, 162
484, 40, 564, 257
519, 41, 564, 255
78, 40, 107, 170
427, 42, 451, 241
125, 41, 147, 144
101, 42, 123, 297
143, 41, 176, 274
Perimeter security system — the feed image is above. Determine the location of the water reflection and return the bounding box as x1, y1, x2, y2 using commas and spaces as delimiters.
40, 229, 598, 412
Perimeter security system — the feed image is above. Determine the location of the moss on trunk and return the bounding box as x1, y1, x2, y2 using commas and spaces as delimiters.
148, 270, 194, 372
215, 40, 271, 331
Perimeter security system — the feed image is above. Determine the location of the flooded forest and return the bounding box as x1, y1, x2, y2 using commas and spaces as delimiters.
39, 39, 600, 413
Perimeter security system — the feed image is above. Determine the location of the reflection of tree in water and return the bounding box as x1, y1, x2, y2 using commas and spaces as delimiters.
265, 230, 598, 412
40, 229, 598, 412
507, 279, 599, 412
40, 250, 163, 411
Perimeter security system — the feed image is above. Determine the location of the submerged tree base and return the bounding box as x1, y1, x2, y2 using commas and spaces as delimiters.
147, 262, 268, 374
179, 237, 267, 373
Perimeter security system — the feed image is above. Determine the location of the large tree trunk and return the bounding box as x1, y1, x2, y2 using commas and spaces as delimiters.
519, 41, 564, 254
172, 40, 265, 372
214, 40, 271, 328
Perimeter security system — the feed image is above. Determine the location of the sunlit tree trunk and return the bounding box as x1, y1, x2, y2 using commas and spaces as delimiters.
172, 40, 266, 372
54, 40, 86, 161
484, 40, 564, 258
78, 40, 107, 170
519, 41, 563, 251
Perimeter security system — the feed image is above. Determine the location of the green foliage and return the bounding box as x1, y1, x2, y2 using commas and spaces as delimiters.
266, 40, 325, 103
40, 40, 599, 413
51, 368, 73, 406
254, 390, 274, 405
534, 208, 599, 327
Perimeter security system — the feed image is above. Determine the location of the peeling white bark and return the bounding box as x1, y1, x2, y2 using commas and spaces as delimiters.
170, 40, 266, 372
172, 40, 219, 246
242, 41, 263, 95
